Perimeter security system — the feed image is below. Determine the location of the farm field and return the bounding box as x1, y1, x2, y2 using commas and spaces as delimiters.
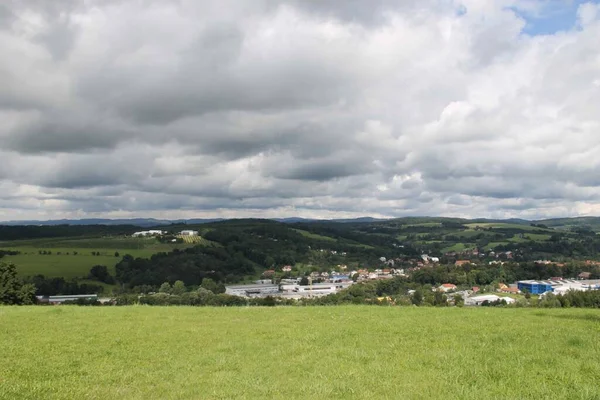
0, 237, 200, 278
464, 222, 551, 232
1, 307, 599, 400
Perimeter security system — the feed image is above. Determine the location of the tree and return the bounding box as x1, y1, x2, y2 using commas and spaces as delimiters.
300, 276, 309, 286
159, 282, 172, 294
0, 262, 37, 305
89, 265, 114, 284
172, 280, 186, 296
433, 291, 447, 306
201, 278, 225, 294
114, 251, 120, 257
453, 294, 464, 307
411, 289, 423, 306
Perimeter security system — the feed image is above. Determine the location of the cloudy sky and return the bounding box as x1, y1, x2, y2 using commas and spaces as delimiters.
1, 0, 600, 221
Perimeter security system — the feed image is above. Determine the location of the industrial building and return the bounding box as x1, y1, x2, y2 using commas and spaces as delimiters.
517, 280, 553, 294
465, 295, 515, 306
36, 294, 99, 304
518, 279, 600, 295
225, 284, 280, 297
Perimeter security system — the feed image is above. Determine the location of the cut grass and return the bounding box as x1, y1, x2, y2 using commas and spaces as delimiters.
1, 306, 600, 400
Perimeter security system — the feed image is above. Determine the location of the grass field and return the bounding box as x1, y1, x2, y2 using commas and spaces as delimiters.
464, 222, 552, 232
293, 229, 337, 242
0, 237, 198, 278
2, 247, 172, 278
1, 307, 599, 399
441, 242, 476, 253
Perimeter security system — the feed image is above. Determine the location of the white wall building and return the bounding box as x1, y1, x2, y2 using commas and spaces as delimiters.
132, 230, 164, 237
465, 295, 515, 306
180, 230, 199, 236
225, 284, 279, 297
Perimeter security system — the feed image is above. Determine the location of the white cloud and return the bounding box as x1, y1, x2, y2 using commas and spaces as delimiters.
1, 0, 600, 220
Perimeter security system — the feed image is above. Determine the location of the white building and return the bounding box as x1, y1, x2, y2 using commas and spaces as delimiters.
132, 230, 164, 237
180, 230, 199, 236
465, 295, 515, 306
293, 282, 353, 295
225, 284, 279, 297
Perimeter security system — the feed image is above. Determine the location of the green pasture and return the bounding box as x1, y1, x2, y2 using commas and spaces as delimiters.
1, 306, 599, 399
0, 236, 199, 278
1, 248, 145, 278
292, 229, 336, 242
465, 222, 552, 232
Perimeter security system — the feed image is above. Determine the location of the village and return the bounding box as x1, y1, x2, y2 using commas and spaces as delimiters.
223, 249, 600, 305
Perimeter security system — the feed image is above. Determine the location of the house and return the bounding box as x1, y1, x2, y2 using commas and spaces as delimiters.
578, 272, 592, 280
330, 275, 350, 283
500, 287, 521, 294
472, 286, 480, 293
180, 230, 199, 236
430, 257, 440, 263
498, 283, 508, 290
282, 265, 292, 272
455, 260, 471, 266
439, 283, 457, 293
262, 269, 275, 277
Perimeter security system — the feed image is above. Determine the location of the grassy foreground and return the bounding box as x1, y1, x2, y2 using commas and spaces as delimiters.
1, 307, 600, 400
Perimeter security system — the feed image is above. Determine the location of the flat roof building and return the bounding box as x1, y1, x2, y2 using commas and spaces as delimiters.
225, 284, 279, 297
37, 294, 99, 304
517, 280, 553, 294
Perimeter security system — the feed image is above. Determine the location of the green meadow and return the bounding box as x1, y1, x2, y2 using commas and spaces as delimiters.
0, 236, 195, 278
1, 306, 599, 400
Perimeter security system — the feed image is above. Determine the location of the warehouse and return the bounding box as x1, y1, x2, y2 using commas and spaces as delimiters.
225, 284, 279, 297
465, 295, 515, 306
517, 280, 553, 294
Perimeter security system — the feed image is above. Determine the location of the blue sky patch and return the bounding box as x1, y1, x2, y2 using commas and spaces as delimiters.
511, 0, 599, 35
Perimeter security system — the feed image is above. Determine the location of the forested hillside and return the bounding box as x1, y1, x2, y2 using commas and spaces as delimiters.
4, 217, 600, 297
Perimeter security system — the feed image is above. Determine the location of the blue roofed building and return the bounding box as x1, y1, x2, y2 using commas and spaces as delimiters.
517, 280, 553, 295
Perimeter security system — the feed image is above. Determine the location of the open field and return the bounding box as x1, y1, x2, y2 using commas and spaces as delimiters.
292, 228, 337, 242
464, 222, 551, 232
0, 237, 201, 278
2, 247, 169, 278
1, 307, 599, 400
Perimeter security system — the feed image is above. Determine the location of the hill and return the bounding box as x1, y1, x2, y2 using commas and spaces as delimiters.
1, 306, 598, 400
3, 216, 600, 297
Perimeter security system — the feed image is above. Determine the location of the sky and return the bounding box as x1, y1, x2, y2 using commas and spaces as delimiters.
1, 0, 600, 221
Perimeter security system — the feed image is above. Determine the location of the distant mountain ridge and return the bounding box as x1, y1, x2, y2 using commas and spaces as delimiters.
0, 218, 224, 227
0, 217, 384, 227
1, 216, 599, 228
